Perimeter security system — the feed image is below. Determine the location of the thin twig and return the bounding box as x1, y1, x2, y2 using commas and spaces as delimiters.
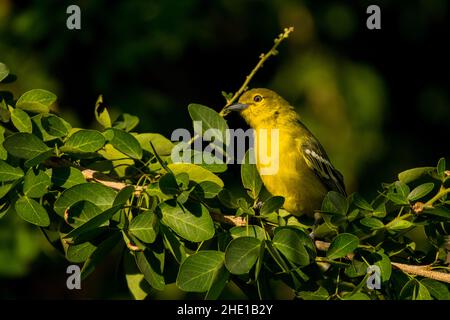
45, 157, 143, 194
210, 211, 246, 226
219, 26, 294, 116
391, 262, 450, 284
314, 238, 450, 284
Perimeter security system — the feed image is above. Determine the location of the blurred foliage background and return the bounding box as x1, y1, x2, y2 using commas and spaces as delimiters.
0, 0, 448, 299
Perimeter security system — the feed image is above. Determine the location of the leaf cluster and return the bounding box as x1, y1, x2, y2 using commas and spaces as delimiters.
1, 63, 449, 300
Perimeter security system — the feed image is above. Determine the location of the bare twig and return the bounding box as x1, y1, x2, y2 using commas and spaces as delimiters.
210, 211, 246, 227
391, 262, 450, 284
314, 238, 450, 284
315, 240, 331, 251
219, 27, 294, 116
45, 157, 143, 194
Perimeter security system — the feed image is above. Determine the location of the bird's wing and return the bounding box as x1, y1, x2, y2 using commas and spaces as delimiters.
300, 135, 347, 196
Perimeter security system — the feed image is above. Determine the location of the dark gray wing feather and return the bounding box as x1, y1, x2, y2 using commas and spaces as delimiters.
301, 136, 346, 196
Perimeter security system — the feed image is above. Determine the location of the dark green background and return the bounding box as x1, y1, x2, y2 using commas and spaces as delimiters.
0, 0, 448, 298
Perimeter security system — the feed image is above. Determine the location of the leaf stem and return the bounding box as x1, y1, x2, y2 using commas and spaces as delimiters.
425, 187, 450, 206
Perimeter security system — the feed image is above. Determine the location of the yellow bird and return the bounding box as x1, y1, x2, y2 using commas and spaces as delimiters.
225, 88, 346, 217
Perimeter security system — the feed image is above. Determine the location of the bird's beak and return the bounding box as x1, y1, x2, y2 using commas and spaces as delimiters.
224, 103, 249, 112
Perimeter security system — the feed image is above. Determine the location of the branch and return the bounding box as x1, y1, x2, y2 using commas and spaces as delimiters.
391, 262, 450, 284
46, 157, 450, 285
46, 157, 242, 221
314, 239, 450, 284
219, 26, 294, 116
45, 157, 143, 194
210, 211, 246, 227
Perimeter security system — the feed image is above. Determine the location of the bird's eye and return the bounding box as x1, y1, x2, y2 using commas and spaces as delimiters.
253, 95, 263, 103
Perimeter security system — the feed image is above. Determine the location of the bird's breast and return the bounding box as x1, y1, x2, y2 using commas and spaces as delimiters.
253, 127, 327, 216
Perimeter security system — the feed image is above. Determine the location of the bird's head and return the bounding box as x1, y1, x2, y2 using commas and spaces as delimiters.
224, 88, 291, 128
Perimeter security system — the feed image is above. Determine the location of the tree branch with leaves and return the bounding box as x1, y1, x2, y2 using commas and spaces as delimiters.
0, 29, 449, 300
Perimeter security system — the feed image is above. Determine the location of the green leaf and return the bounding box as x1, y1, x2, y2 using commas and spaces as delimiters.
205, 264, 230, 300
94, 95, 112, 128
3, 132, 51, 159
0, 126, 7, 160
51, 167, 86, 189
272, 227, 310, 266
135, 250, 165, 291
399, 278, 432, 300
193, 181, 222, 199
81, 232, 121, 280
387, 219, 414, 231
416, 283, 432, 300
98, 143, 134, 177
15, 196, 50, 226
346, 208, 359, 222
160, 224, 186, 263
167, 163, 224, 187
437, 158, 446, 178
188, 104, 228, 138
23, 168, 51, 198
342, 292, 371, 300
297, 287, 329, 300
41, 114, 71, 137
351, 193, 373, 211
24, 149, 54, 168
344, 259, 366, 278
0, 62, 9, 82
16, 89, 56, 113
327, 233, 359, 259
123, 250, 152, 300
177, 250, 225, 292
124, 257, 146, 297
0, 183, 14, 199
135, 133, 173, 156
407, 183, 435, 201
0, 160, 24, 182
31, 114, 68, 141
386, 192, 409, 205
64, 205, 122, 241
373, 203, 386, 218
254, 241, 265, 281
360, 217, 384, 230
395, 181, 410, 198
399, 279, 418, 299
61, 129, 106, 153
260, 196, 285, 215
398, 167, 434, 184
113, 113, 139, 132
105, 128, 142, 159
230, 225, 266, 241
129, 211, 159, 244
113, 185, 135, 206
218, 189, 239, 209
374, 250, 392, 282
66, 241, 97, 263
54, 182, 117, 216
423, 206, 450, 220
64, 201, 103, 227
321, 191, 349, 215
158, 172, 179, 195
421, 279, 450, 300
225, 237, 261, 275
159, 200, 215, 242
190, 149, 228, 173
241, 149, 262, 199
11, 108, 32, 133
